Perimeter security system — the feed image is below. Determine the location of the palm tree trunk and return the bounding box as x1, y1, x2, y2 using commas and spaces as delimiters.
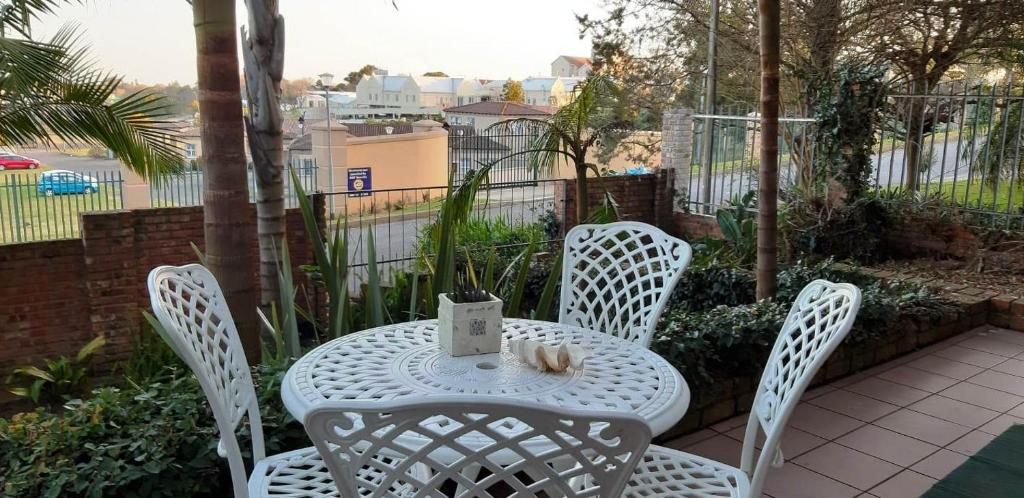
193, 0, 259, 363
756, 0, 780, 300
241, 0, 286, 309
574, 163, 589, 224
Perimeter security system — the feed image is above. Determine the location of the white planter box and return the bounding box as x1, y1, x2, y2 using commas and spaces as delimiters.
437, 293, 503, 357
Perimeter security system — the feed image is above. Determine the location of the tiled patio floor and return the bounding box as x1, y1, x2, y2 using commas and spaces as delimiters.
663, 326, 1024, 498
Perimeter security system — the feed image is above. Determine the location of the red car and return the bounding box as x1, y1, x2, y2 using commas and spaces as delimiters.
0, 153, 40, 170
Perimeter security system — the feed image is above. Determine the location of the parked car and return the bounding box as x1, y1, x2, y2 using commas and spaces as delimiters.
0, 153, 41, 170
37, 171, 100, 196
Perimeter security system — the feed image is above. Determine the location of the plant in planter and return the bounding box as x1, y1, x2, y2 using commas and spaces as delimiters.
437, 265, 504, 357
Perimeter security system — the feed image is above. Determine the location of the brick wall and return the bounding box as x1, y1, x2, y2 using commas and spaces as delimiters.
554, 170, 674, 231
0, 195, 324, 373
671, 212, 723, 239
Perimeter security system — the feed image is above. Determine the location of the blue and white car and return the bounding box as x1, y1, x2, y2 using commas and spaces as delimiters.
36, 170, 100, 196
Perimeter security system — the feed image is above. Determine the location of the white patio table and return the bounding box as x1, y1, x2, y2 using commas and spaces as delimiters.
282, 318, 690, 442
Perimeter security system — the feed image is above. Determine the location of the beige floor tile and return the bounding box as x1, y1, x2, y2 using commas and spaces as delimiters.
946, 430, 998, 456
877, 366, 960, 393
907, 395, 1001, 428
966, 370, 1024, 396
958, 337, 1024, 357
991, 358, 1024, 378
786, 403, 864, 440
874, 409, 972, 447
680, 434, 743, 468
982, 328, 1024, 347
1009, 402, 1024, 418
938, 382, 1024, 412
710, 414, 748, 433
802, 385, 837, 401
808, 390, 900, 422
910, 449, 969, 480
793, 443, 902, 490
836, 424, 940, 466
869, 470, 937, 498
977, 414, 1024, 436
761, 463, 861, 498
723, 425, 827, 459
845, 377, 931, 406
932, 345, 1007, 368
661, 428, 718, 451
906, 355, 984, 380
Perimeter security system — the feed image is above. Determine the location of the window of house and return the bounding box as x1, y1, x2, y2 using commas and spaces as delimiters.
185, 143, 197, 159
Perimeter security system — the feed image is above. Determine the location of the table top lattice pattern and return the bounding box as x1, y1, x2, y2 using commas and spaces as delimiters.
284, 319, 689, 436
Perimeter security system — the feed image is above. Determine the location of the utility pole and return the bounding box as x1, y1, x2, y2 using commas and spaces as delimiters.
700, 0, 719, 213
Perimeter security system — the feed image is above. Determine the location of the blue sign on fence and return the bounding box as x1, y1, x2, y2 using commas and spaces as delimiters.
347, 167, 371, 197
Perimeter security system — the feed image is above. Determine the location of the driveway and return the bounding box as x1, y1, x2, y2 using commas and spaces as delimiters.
11, 148, 122, 175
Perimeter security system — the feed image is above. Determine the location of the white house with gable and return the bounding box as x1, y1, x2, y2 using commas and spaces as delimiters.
551, 56, 592, 78
356, 74, 420, 108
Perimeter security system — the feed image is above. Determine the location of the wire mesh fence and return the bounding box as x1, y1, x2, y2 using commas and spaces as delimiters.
0, 170, 124, 244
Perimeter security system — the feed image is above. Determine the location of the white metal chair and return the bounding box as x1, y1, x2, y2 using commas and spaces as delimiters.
560, 221, 692, 347
148, 264, 336, 498
303, 396, 653, 498
622, 279, 862, 497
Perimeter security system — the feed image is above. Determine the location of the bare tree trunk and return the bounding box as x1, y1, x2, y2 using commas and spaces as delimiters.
575, 163, 589, 224
193, 0, 259, 363
756, 0, 780, 300
241, 0, 286, 309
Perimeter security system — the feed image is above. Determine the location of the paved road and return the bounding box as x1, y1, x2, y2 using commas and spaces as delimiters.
12, 148, 122, 175
686, 135, 987, 208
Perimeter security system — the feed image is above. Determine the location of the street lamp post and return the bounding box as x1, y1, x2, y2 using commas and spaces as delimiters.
319, 72, 335, 214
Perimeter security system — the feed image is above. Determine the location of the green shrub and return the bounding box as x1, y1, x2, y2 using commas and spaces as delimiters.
781, 194, 893, 261
0, 364, 305, 498
653, 259, 952, 388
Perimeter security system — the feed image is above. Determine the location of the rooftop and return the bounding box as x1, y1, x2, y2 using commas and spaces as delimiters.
443, 100, 554, 116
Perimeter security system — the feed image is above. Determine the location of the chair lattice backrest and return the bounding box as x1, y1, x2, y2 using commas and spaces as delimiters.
739, 279, 861, 497
304, 397, 652, 498
559, 222, 692, 347
147, 264, 265, 498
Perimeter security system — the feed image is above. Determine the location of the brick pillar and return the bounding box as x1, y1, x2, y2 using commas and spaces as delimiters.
654, 168, 675, 230
661, 107, 693, 213
81, 210, 138, 369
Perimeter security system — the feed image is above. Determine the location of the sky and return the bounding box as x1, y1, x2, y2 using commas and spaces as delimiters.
35, 0, 603, 85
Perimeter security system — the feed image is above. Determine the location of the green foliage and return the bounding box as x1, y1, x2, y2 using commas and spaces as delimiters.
0, 363, 306, 498
781, 193, 893, 261
6, 336, 105, 405
500, 79, 524, 103
969, 96, 1023, 188
119, 314, 183, 385
0, 26, 184, 180
810, 64, 888, 199
653, 259, 952, 387
668, 263, 756, 312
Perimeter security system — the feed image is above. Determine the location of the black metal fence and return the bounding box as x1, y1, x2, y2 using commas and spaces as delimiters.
448, 123, 544, 185
150, 164, 318, 208
0, 170, 124, 244
684, 82, 1024, 227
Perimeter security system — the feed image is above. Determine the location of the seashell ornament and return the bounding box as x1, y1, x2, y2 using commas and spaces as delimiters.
508, 339, 588, 373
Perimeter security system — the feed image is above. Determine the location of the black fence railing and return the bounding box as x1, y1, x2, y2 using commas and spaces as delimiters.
0, 170, 124, 244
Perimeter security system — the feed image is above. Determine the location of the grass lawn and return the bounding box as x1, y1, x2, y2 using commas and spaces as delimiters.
0, 169, 123, 243
920, 179, 1024, 213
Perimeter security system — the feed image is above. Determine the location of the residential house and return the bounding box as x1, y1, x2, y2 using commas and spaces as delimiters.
551, 56, 592, 78
356, 74, 421, 109
442, 101, 553, 130
414, 76, 485, 109
298, 91, 357, 109
521, 77, 584, 107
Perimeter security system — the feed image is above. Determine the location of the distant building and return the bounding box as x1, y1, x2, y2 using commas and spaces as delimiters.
551, 55, 592, 78
356, 74, 421, 109
521, 77, 584, 107
442, 101, 553, 130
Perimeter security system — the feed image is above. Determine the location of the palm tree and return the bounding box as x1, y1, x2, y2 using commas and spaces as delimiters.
0, 8, 183, 179
489, 76, 626, 223
241, 0, 286, 310
756, 0, 780, 300
192, 0, 259, 362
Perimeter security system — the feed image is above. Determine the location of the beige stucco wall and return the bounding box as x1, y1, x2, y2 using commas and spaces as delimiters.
311, 121, 449, 216
544, 131, 663, 180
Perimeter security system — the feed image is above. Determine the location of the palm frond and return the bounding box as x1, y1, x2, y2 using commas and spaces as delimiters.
0, 23, 183, 179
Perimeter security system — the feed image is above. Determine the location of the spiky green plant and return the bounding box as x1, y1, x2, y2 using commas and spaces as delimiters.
487, 75, 627, 223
